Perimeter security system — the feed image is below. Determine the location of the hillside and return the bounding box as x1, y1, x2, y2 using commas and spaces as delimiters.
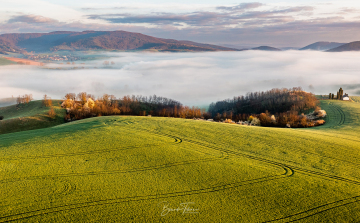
300, 41, 346, 51
0, 100, 360, 221
327, 41, 360, 52
0, 100, 65, 134
0, 31, 238, 53
251, 46, 282, 51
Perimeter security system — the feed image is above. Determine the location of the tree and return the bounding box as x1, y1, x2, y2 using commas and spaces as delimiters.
43, 94, 52, 107
48, 107, 56, 119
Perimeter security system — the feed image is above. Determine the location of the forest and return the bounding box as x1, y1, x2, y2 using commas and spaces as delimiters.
208, 87, 324, 128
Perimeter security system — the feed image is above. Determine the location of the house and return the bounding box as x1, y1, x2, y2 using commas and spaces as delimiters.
343, 93, 350, 101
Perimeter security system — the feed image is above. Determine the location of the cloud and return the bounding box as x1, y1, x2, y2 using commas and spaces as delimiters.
217, 2, 264, 11
88, 12, 223, 26
7, 15, 58, 24
1, 51, 360, 106
87, 5, 314, 27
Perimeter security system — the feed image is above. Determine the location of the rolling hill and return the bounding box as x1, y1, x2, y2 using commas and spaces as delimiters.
300, 41, 346, 51
0, 100, 65, 134
0, 31, 238, 53
0, 100, 360, 221
327, 41, 360, 52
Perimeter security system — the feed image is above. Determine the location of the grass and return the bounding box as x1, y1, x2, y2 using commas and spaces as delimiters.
0, 100, 66, 134
350, 96, 360, 103
0, 57, 16, 66
0, 100, 359, 222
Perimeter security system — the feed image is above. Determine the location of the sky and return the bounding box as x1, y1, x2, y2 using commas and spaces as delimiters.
1, 0, 360, 47
1, 51, 360, 105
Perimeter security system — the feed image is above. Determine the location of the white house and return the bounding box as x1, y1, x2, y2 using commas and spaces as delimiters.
343, 96, 350, 101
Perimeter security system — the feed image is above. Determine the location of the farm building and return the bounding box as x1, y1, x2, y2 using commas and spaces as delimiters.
329, 88, 350, 101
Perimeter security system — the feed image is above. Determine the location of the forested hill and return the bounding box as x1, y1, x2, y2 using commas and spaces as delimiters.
0, 31, 238, 53
209, 87, 318, 117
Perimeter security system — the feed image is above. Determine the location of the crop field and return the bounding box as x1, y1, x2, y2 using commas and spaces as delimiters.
0, 100, 360, 222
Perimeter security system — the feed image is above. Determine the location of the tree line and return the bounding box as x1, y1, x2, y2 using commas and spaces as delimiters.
62, 93, 209, 121
208, 87, 323, 128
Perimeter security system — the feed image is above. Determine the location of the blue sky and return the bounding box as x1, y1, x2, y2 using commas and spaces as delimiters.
1, 0, 360, 47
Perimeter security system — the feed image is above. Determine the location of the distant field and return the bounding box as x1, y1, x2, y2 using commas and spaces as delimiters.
351, 96, 360, 103
0, 100, 360, 222
4, 57, 44, 66
0, 57, 16, 65
0, 100, 65, 134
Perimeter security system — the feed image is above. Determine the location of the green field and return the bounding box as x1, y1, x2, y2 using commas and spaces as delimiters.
0, 57, 16, 65
0, 100, 359, 222
0, 100, 65, 134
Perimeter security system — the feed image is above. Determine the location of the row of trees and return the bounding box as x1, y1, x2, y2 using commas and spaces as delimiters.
16, 94, 33, 104
60, 88, 323, 128
62, 93, 209, 121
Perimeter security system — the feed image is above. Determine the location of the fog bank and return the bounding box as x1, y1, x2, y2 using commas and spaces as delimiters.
1, 51, 360, 106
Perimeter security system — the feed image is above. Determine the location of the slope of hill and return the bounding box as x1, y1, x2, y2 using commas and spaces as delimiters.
300, 42, 346, 51
0, 31, 238, 53
0, 100, 65, 134
0, 100, 359, 222
327, 41, 360, 52
251, 46, 282, 51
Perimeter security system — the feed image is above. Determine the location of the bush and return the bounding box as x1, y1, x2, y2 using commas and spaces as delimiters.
0, 116, 3, 120
251, 117, 261, 126
48, 108, 56, 119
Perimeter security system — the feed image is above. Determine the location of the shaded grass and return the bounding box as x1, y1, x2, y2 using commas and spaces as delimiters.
0, 101, 359, 222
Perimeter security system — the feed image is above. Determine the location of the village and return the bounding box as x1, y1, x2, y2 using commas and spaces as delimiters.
24, 54, 81, 62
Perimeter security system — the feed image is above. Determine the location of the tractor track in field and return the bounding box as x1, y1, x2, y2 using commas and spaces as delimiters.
0, 157, 224, 184
1, 117, 360, 222
144, 126, 360, 223
264, 195, 360, 222
0, 167, 292, 223
0, 122, 295, 222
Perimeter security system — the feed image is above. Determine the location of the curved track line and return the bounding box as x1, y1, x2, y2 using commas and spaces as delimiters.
264, 196, 360, 223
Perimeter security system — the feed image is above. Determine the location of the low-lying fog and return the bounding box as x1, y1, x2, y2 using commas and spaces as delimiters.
1, 51, 360, 106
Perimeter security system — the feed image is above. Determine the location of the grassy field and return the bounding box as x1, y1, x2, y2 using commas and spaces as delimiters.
0, 100, 359, 222
0, 57, 16, 65
351, 96, 360, 103
0, 100, 65, 134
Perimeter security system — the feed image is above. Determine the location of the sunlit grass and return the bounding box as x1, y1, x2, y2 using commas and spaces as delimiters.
0, 100, 359, 222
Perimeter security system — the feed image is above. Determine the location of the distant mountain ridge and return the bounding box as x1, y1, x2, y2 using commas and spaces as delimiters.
300, 42, 346, 51
251, 46, 282, 51
326, 41, 360, 52
0, 31, 238, 53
